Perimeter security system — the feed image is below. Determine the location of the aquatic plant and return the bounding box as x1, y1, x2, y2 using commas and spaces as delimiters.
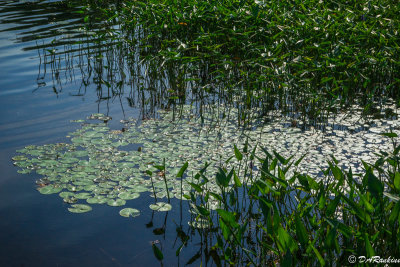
83, 0, 400, 123
180, 134, 400, 265
13, 103, 399, 219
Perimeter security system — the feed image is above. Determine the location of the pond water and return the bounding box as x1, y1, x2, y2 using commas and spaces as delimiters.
1, 1, 399, 266
0, 1, 201, 266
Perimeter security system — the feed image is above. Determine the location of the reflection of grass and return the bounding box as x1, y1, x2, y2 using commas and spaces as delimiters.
181, 134, 400, 265
84, 0, 400, 124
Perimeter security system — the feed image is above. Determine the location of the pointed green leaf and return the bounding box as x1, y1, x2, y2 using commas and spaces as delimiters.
152, 244, 163, 261
234, 145, 243, 161
177, 162, 189, 178
295, 214, 308, 247
394, 172, 400, 191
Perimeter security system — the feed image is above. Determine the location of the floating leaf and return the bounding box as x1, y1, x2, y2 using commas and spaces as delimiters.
68, 204, 92, 213
107, 198, 126, 206
75, 192, 92, 199
119, 208, 140, 218
86, 195, 107, 204
38, 185, 62, 195
149, 202, 172, 211
12, 155, 28, 161
118, 192, 140, 200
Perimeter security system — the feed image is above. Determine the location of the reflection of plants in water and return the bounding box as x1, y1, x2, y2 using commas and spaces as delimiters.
81, 0, 400, 125
4, 1, 399, 127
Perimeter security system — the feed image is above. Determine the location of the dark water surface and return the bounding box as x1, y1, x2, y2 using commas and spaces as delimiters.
0, 1, 197, 266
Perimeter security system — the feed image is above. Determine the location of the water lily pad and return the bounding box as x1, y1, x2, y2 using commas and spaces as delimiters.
130, 185, 149, 193
86, 195, 107, 204
118, 192, 140, 200
149, 202, 172, 212
119, 208, 140, 218
38, 185, 62, 195
12, 155, 28, 161
59, 191, 76, 198
68, 204, 92, 213
75, 192, 92, 199
107, 198, 126, 206
63, 196, 78, 204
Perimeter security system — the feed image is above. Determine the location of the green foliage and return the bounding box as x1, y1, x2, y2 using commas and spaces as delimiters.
97, 0, 400, 123
183, 136, 400, 265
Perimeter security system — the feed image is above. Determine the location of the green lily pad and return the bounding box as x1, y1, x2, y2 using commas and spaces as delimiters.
38, 185, 62, 195
107, 198, 126, 206
130, 185, 149, 193
83, 184, 98, 191
66, 184, 82, 192
59, 191, 76, 198
119, 208, 140, 218
149, 202, 172, 212
118, 192, 140, 200
12, 155, 28, 161
63, 196, 78, 204
75, 192, 92, 199
68, 204, 92, 213
86, 195, 107, 204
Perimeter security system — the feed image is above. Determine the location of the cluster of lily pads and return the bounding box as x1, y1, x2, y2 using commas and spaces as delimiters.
12, 104, 399, 218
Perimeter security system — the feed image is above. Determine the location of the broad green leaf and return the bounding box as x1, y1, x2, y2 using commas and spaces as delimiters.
216, 209, 239, 228
233, 170, 242, 187
326, 195, 341, 217
367, 172, 383, 198
216, 168, 230, 187
188, 182, 203, 193
277, 226, 298, 253
234, 145, 243, 161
